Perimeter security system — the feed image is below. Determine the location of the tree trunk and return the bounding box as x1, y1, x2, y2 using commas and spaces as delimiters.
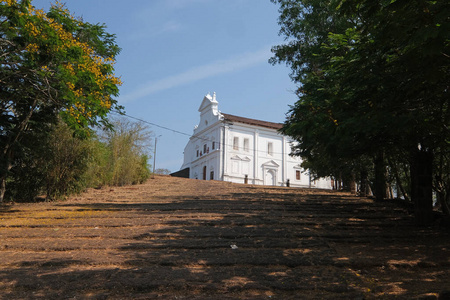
388, 184, 394, 199
374, 151, 387, 202
410, 149, 434, 225
0, 177, 6, 202
387, 157, 410, 202
359, 170, 369, 197
349, 173, 356, 195
437, 191, 450, 216
435, 151, 450, 215
0, 149, 14, 203
0, 99, 38, 203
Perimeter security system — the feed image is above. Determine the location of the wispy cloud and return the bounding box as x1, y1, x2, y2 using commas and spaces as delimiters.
119, 45, 272, 103
165, 0, 211, 10
129, 0, 211, 41
129, 20, 183, 41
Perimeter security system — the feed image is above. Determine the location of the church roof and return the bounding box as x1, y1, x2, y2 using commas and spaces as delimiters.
221, 113, 283, 130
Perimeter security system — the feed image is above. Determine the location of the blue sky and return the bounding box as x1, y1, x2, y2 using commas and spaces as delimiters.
32, 0, 297, 172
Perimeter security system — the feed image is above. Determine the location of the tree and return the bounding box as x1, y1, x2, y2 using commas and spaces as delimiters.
0, 0, 123, 201
6, 120, 95, 201
98, 117, 152, 186
271, 0, 449, 224
155, 168, 171, 175
270, 0, 377, 194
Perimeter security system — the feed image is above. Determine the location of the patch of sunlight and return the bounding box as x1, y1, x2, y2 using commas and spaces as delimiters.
335, 257, 350, 261
185, 264, 210, 274
223, 276, 255, 287
283, 248, 312, 255
1, 210, 113, 226
387, 259, 421, 267
383, 282, 408, 296
268, 271, 288, 276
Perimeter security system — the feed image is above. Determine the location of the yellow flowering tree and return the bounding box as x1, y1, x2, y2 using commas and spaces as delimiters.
0, 0, 123, 201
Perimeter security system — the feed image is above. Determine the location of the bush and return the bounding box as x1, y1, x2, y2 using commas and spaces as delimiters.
5, 121, 92, 201
93, 117, 152, 187
4, 117, 152, 202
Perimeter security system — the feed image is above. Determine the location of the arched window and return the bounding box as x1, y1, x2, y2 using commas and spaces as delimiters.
203, 166, 207, 180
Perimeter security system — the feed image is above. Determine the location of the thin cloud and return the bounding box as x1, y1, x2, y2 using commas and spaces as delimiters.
129, 0, 211, 41
165, 0, 212, 10
129, 20, 182, 41
120, 45, 272, 103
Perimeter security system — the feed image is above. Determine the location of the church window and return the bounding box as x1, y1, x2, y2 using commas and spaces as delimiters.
268, 142, 273, 156
296, 170, 301, 180
203, 166, 207, 180
210, 171, 214, 180
196, 150, 199, 157
244, 138, 249, 152
203, 144, 207, 153
233, 137, 239, 150
212, 141, 215, 150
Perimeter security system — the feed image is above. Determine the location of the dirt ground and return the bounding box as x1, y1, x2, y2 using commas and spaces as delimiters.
0, 175, 449, 299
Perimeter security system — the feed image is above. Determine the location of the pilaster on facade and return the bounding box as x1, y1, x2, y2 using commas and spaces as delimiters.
253, 129, 259, 184
223, 124, 230, 178
282, 136, 287, 186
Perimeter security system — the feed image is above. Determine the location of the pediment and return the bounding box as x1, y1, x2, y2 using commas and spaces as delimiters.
230, 155, 251, 161
262, 160, 280, 167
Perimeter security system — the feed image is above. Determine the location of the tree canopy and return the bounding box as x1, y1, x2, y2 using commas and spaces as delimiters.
271, 0, 449, 224
0, 0, 123, 201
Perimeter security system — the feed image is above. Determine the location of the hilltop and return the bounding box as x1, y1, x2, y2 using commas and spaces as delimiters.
0, 176, 449, 299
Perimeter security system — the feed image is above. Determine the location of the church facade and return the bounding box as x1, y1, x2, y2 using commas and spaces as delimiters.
178, 93, 332, 189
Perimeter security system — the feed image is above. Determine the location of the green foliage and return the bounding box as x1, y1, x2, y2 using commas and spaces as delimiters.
94, 118, 152, 187
5, 121, 93, 201
82, 139, 111, 189
0, 0, 123, 201
43, 122, 94, 199
5, 128, 49, 202
3, 118, 153, 202
155, 168, 171, 175
271, 0, 450, 216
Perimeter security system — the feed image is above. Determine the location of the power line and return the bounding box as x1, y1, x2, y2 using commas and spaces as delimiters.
112, 112, 192, 138
113, 112, 296, 157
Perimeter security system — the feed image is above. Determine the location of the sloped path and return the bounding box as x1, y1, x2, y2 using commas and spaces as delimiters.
0, 176, 449, 299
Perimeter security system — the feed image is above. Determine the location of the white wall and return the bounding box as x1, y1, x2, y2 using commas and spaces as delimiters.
180, 94, 332, 189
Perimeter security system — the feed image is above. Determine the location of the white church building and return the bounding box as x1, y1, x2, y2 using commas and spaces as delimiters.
176, 93, 332, 189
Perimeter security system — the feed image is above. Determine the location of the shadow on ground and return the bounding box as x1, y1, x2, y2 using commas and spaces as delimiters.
1, 178, 449, 299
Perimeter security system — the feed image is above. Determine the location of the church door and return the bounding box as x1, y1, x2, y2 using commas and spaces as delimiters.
265, 169, 276, 186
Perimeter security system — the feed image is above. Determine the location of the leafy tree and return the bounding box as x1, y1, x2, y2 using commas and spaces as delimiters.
6, 120, 96, 201
98, 118, 152, 186
271, 0, 449, 224
155, 168, 171, 175
43, 121, 95, 199
0, 0, 122, 201
5, 117, 152, 202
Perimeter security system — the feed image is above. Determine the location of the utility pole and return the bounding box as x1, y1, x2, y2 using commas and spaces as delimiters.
152, 135, 161, 177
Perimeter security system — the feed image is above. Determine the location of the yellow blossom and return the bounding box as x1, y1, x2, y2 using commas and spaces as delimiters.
26, 43, 39, 53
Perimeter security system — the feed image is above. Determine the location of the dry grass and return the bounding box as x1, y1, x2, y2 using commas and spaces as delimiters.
0, 175, 449, 299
